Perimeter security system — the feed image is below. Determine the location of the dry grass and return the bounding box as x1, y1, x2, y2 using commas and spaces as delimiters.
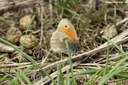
0, 0, 128, 85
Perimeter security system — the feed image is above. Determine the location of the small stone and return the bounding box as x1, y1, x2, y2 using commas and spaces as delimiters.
20, 35, 37, 48
19, 15, 36, 30
6, 26, 22, 44
102, 24, 118, 39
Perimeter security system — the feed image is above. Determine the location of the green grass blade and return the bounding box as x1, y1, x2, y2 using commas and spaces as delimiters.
19, 67, 32, 85
0, 38, 55, 84
103, 38, 110, 76
65, 41, 76, 85
65, 70, 70, 85
98, 39, 128, 85
0, 75, 8, 83
57, 64, 63, 85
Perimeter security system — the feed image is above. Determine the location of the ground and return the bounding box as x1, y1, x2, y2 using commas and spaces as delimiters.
0, 0, 128, 85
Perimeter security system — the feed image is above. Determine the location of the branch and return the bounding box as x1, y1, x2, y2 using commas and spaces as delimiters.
0, 0, 44, 12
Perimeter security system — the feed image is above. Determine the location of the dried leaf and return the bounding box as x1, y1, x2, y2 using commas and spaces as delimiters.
102, 24, 118, 39
0, 42, 15, 52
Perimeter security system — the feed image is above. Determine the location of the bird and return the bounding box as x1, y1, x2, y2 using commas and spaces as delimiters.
50, 18, 81, 54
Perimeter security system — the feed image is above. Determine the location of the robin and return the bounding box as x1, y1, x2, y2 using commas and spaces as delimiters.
50, 18, 81, 54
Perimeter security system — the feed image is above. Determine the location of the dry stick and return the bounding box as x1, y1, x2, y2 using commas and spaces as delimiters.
41, 52, 50, 64
0, 62, 31, 68
116, 18, 128, 25
0, 42, 15, 52
0, 0, 43, 11
40, 56, 90, 85
99, 0, 127, 4
97, 54, 124, 64
39, 2, 46, 65
34, 62, 79, 85
49, 0, 53, 18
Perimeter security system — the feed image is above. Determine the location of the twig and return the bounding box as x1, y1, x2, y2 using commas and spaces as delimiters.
116, 17, 128, 26
0, 0, 44, 12
34, 62, 79, 85
0, 42, 15, 52
0, 62, 31, 68
99, 0, 127, 4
